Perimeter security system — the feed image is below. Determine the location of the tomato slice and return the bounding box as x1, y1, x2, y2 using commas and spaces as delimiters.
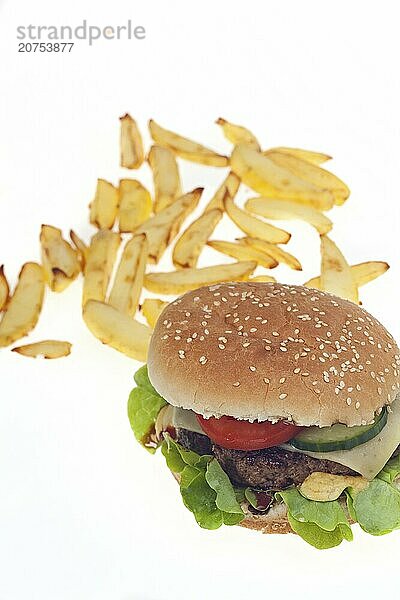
196, 414, 303, 450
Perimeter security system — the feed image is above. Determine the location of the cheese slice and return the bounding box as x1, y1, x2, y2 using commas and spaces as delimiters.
281, 398, 400, 480
172, 406, 205, 435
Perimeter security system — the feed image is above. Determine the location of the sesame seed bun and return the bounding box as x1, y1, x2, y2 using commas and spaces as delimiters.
148, 282, 400, 427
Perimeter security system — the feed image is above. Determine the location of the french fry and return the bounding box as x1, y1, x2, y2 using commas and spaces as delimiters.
239, 237, 302, 271
83, 300, 151, 361
83, 230, 121, 305
89, 179, 119, 230
148, 145, 182, 213
70, 230, 89, 270
224, 194, 290, 244
265, 147, 331, 165
118, 179, 152, 232
141, 298, 169, 328
108, 234, 148, 315
144, 261, 257, 295
0, 265, 9, 311
248, 275, 277, 283
120, 113, 144, 169
149, 119, 228, 167
0, 263, 45, 347
12, 340, 72, 359
205, 171, 241, 212
40, 225, 81, 292
173, 208, 222, 269
135, 189, 202, 263
245, 197, 332, 235
208, 240, 278, 269
320, 235, 358, 303
231, 144, 334, 210
304, 261, 390, 290
267, 151, 349, 206
216, 117, 260, 150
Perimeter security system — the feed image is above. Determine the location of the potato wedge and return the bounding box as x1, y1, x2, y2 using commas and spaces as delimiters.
304, 261, 390, 290
70, 230, 89, 270
12, 340, 72, 359
239, 237, 302, 271
0, 263, 45, 347
173, 208, 222, 269
245, 197, 332, 235
141, 298, 169, 328
149, 120, 228, 167
0, 265, 9, 311
148, 145, 182, 212
320, 235, 358, 303
267, 151, 349, 206
118, 179, 152, 232
135, 189, 202, 263
208, 240, 278, 269
108, 233, 148, 315
265, 147, 331, 165
144, 261, 257, 295
350, 261, 390, 287
83, 300, 151, 361
224, 194, 290, 244
89, 179, 119, 230
83, 230, 121, 305
120, 113, 144, 169
300, 472, 368, 502
40, 225, 81, 292
248, 275, 277, 283
216, 117, 260, 150
231, 144, 334, 210
205, 171, 240, 212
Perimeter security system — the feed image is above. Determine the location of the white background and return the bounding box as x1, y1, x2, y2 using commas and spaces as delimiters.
1, 1, 400, 598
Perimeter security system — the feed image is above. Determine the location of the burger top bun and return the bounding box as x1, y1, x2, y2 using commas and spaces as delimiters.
148, 282, 400, 427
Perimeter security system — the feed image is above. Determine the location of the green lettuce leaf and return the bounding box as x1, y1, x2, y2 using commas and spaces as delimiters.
180, 465, 224, 529
277, 488, 351, 531
287, 514, 351, 549
161, 434, 209, 472
133, 364, 156, 391
276, 488, 353, 549
352, 478, 400, 535
205, 459, 244, 514
377, 454, 400, 484
127, 365, 167, 452
161, 436, 245, 529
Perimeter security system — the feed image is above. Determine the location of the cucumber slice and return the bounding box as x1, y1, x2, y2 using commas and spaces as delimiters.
290, 408, 388, 452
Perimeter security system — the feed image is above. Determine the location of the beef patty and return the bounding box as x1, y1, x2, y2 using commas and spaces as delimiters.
176, 428, 357, 490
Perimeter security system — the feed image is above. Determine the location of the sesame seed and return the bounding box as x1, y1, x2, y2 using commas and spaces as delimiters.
280, 377, 286, 383
233, 381, 240, 387
279, 393, 287, 400
293, 368, 301, 374
249, 366, 256, 372
199, 356, 207, 365
346, 398, 352, 405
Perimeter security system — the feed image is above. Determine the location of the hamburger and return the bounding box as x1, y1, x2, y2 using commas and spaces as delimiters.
128, 282, 400, 548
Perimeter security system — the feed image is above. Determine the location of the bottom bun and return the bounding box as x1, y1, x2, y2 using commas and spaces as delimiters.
240, 503, 293, 535
171, 471, 352, 536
